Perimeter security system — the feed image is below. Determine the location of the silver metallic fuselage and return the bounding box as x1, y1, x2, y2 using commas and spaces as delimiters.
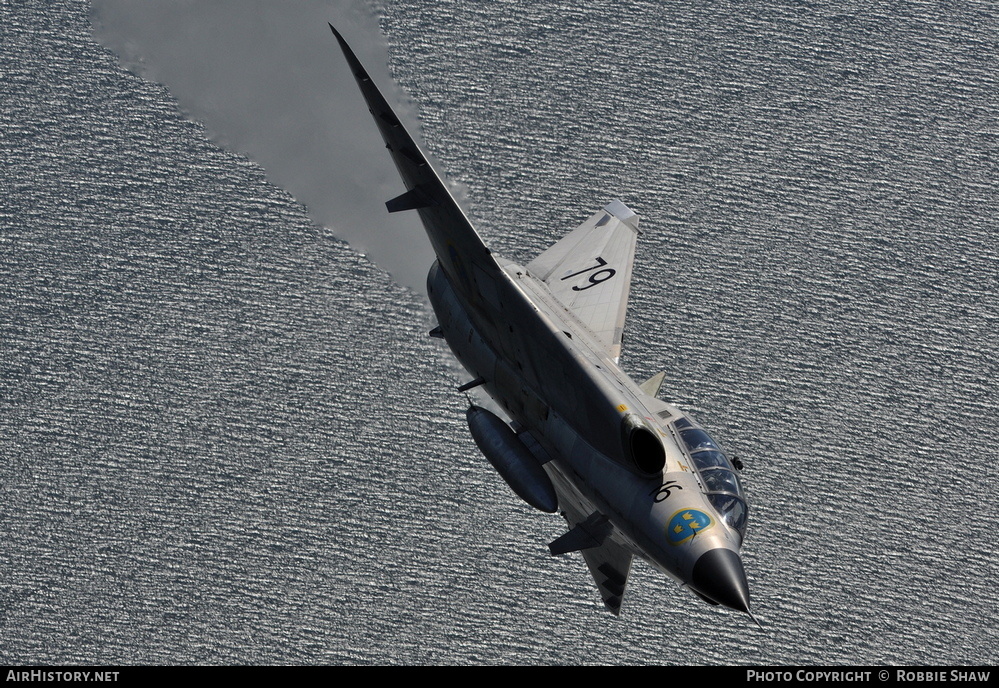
428, 257, 745, 594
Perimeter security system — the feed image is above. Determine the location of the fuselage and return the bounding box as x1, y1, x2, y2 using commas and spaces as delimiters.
428, 255, 751, 612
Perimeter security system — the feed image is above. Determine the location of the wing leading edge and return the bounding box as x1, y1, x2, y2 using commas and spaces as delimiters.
527, 200, 640, 362
329, 24, 501, 296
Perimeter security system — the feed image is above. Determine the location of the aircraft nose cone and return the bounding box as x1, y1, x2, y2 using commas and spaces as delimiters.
691, 548, 751, 613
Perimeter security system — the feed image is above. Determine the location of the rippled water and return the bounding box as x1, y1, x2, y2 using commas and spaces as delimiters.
1, 0, 996, 665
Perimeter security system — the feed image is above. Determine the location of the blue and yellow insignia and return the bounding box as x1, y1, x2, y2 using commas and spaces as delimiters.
666, 509, 714, 545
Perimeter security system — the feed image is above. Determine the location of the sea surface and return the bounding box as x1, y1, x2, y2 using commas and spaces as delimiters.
1, 0, 996, 665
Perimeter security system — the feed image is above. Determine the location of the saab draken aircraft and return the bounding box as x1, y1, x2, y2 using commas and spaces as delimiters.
330, 25, 753, 618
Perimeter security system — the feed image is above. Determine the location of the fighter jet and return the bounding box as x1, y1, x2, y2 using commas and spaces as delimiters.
330, 25, 752, 618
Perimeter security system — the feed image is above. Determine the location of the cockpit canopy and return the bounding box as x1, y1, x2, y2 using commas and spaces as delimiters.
673, 417, 748, 539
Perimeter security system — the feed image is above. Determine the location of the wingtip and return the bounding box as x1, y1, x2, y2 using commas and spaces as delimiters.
327, 21, 365, 78
603, 199, 640, 232
327, 22, 348, 48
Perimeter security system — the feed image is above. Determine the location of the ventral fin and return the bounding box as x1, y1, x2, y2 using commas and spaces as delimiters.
548, 513, 611, 555
386, 187, 432, 213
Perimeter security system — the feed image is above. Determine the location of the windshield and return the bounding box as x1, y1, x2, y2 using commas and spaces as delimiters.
672, 418, 749, 539
709, 494, 748, 536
